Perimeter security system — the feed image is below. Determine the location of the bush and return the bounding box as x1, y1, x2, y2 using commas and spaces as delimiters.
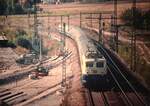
0, 0, 7, 15
143, 10, 150, 30
7, 41, 16, 48
14, 3, 25, 14
16, 29, 27, 37
0, 1, 34, 15
121, 8, 143, 29
17, 37, 32, 49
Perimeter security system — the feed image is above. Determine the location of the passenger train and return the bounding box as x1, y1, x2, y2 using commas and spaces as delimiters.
59, 24, 107, 86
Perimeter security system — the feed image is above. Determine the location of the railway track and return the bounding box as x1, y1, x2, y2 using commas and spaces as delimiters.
62, 25, 149, 105
0, 50, 72, 85
92, 39, 149, 106
63, 25, 148, 105
85, 89, 129, 106
0, 88, 27, 106
0, 49, 72, 106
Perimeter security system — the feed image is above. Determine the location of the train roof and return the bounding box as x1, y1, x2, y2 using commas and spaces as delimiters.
77, 33, 104, 59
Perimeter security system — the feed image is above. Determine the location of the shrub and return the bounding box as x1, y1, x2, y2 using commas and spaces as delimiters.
143, 10, 150, 30
0, 0, 34, 15
121, 7, 143, 29
17, 37, 32, 49
7, 40, 16, 48
0, 0, 7, 15
14, 3, 25, 14
16, 29, 27, 37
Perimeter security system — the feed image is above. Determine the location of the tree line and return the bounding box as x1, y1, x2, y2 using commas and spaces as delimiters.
0, 0, 35, 15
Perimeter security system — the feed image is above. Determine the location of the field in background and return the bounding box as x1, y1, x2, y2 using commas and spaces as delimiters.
0, 1, 150, 88
39, 1, 150, 15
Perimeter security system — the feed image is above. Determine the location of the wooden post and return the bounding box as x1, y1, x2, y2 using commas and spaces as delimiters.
99, 13, 102, 42
61, 15, 63, 32
90, 13, 92, 28
80, 12, 82, 28
61, 23, 66, 87
68, 15, 69, 31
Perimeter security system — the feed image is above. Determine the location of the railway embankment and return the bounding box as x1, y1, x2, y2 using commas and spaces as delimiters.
0, 65, 36, 85
65, 25, 149, 105
82, 27, 150, 92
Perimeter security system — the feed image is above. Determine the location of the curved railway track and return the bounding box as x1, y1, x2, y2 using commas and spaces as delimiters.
62, 25, 149, 106
90, 39, 149, 106
61, 25, 149, 106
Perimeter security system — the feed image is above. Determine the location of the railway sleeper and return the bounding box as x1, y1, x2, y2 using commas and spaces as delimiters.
0, 91, 11, 98
7, 94, 27, 105
0, 92, 24, 101
4, 93, 27, 103
125, 92, 145, 106
85, 89, 94, 106
0, 89, 9, 93
101, 92, 109, 106
91, 92, 105, 106
104, 91, 125, 106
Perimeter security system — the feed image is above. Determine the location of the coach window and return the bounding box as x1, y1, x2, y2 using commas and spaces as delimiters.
86, 62, 93, 67
96, 62, 104, 67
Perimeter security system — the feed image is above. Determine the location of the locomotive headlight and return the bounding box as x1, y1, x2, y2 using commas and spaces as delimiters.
82, 80, 86, 84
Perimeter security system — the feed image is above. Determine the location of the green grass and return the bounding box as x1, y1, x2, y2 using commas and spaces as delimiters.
137, 55, 150, 87
118, 42, 150, 88
118, 43, 131, 65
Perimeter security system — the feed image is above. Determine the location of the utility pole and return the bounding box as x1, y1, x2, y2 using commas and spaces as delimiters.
131, 0, 137, 72
39, 33, 42, 62
111, 14, 115, 51
48, 13, 51, 39
98, 14, 104, 45
68, 15, 70, 31
33, 0, 38, 46
80, 12, 82, 28
11, 0, 14, 14
33, 0, 42, 62
99, 13, 102, 42
61, 23, 66, 87
102, 21, 105, 45
61, 16, 63, 32
113, 0, 118, 52
28, 9, 31, 51
90, 13, 92, 28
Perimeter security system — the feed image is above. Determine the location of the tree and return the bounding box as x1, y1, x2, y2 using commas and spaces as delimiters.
0, 0, 7, 15
17, 37, 32, 49
143, 10, 150, 30
121, 8, 150, 30
121, 8, 143, 29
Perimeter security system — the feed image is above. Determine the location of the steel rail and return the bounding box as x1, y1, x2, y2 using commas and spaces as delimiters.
107, 66, 133, 106
100, 92, 110, 106
94, 41, 146, 106
87, 89, 95, 106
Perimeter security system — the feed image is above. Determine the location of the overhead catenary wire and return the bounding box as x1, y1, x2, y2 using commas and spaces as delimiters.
107, 66, 133, 106
94, 41, 146, 106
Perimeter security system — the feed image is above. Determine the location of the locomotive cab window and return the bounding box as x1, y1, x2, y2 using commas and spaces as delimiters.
86, 62, 93, 67
96, 62, 104, 67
